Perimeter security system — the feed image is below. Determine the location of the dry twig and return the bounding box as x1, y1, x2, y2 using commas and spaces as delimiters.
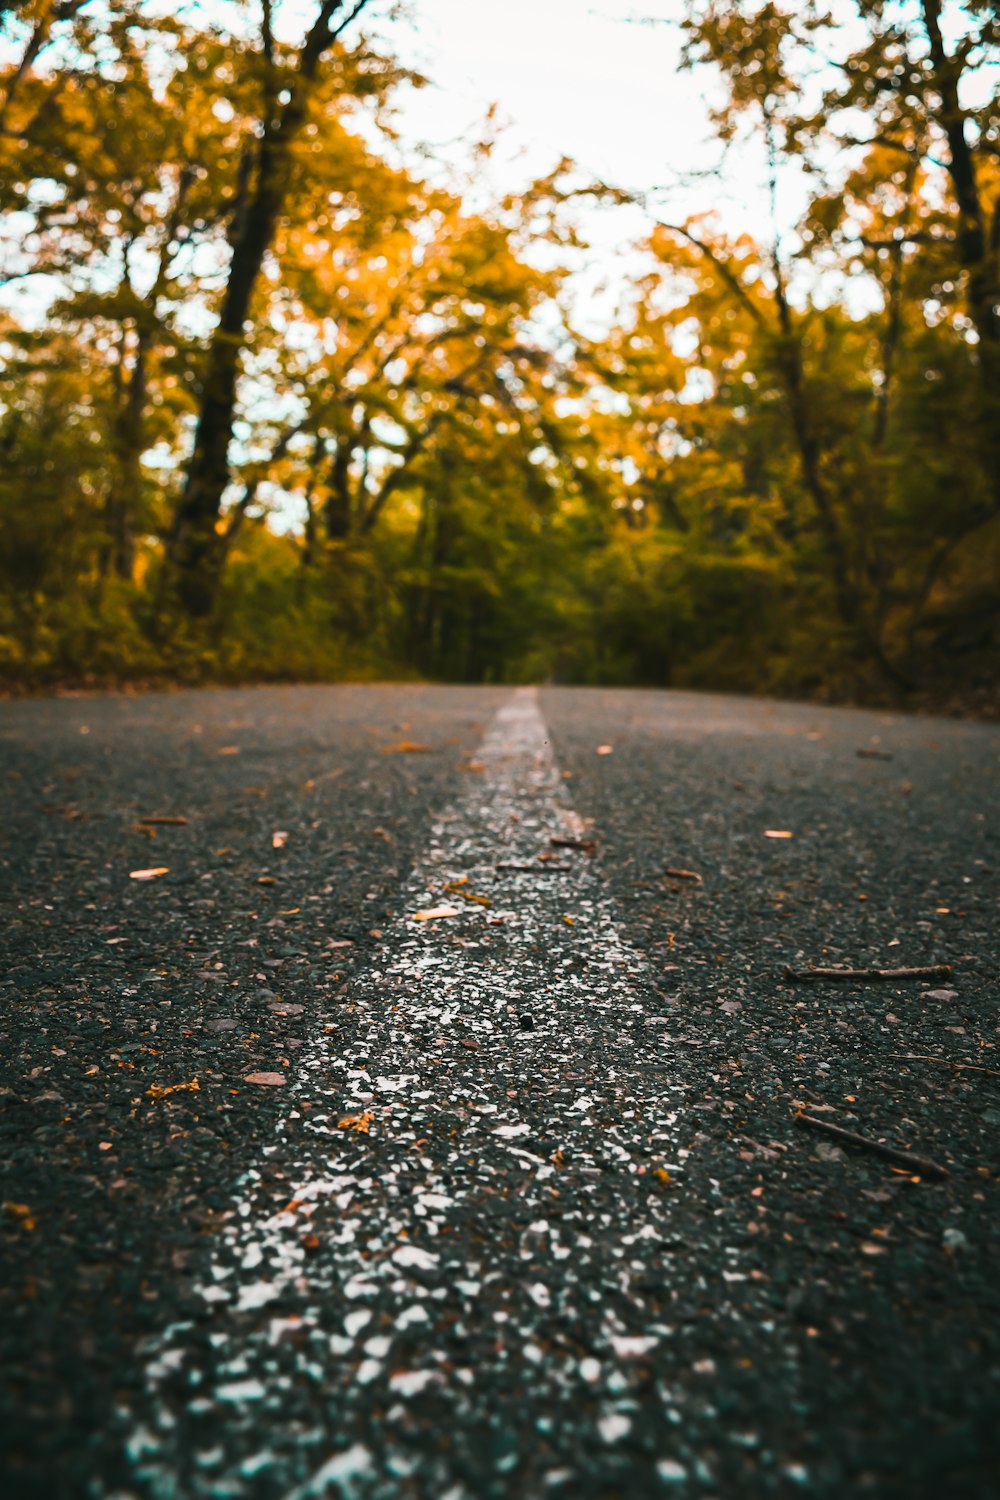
783, 964, 952, 983
889, 1053, 1000, 1078
794, 1111, 949, 1180
496, 863, 571, 874
549, 836, 597, 854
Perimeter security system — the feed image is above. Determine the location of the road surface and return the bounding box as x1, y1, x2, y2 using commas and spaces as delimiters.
1, 684, 998, 1498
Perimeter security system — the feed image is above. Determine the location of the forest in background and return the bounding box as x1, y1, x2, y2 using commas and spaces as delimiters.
1, 0, 998, 708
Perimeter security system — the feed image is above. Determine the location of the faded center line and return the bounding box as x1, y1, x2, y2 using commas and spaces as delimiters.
114, 687, 697, 1499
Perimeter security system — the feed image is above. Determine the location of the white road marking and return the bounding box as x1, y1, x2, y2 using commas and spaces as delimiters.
111, 688, 697, 1498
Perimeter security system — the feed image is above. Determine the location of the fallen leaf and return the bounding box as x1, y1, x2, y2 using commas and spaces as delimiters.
664, 868, 702, 882
257, 875, 277, 885
337, 1111, 374, 1133
133, 823, 156, 839
129, 867, 170, 881
412, 905, 461, 921
217, 746, 241, 755
138, 815, 189, 826
327, 939, 353, 948
562, 914, 575, 926
595, 744, 614, 755
244, 1072, 286, 1087
3, 1201, 37, 1231
303, 767, 344, 789
384, 740, 433, 754
764, 830, 794, 839
147, 1078, 200, 1099
272, 830, 289, 848
444, 879, 491, 907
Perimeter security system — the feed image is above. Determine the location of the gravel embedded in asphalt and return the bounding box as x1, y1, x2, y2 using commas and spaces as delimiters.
0, 684, 997, 1499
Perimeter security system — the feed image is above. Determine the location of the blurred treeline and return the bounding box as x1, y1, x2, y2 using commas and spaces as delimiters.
1, 1, 998, 706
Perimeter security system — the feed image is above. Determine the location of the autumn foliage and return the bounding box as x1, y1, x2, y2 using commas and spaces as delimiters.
1, 0, 998, 706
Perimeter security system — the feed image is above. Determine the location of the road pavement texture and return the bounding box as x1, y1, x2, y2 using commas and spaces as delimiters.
1, 684, 998, 1499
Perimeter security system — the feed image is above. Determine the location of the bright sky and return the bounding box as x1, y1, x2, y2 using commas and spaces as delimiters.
386, 1, 715, 196
365, 0, 787, 328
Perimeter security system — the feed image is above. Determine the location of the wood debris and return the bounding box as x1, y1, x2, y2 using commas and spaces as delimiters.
889, 1053, 1000, 1078
783, 964, 952, 983
794, 1111, 949, 1180
549, 836, 598, 855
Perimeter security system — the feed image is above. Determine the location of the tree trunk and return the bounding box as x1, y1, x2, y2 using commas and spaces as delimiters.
325, 436, 353, 539
922, 0, 1000, 513
100, 331, 147, 583
166, 0, 368, 616
770, 283, 911, 687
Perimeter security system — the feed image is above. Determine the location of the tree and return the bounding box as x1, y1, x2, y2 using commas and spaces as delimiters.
165, 0, 396, 617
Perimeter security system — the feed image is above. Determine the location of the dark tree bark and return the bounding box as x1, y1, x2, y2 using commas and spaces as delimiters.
101, 331, 145, 582
166, 0, 371, 616
325, 434, 353, 540
921, 0, 1000, 512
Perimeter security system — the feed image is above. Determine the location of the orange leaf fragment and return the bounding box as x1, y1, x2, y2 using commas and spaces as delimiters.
337, 1111, 374, 1133
664, 868, 702, 882
3, 1201, 38, 1231
384, 740, 433, 754
595, 744, 614, 755
147, 1077, 200, 1099
764, 830, 794, 839
412, 905, 461, 921
138, 816, 189, 826
129, 867, 170, 881
218, 746, 241, 755
444, 879, 491, 907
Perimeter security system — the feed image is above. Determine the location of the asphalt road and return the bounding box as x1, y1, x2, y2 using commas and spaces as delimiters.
1, 684, 998, 1500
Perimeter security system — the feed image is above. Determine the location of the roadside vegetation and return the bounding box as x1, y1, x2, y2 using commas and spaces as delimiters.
1, 1, 998, 708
